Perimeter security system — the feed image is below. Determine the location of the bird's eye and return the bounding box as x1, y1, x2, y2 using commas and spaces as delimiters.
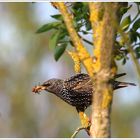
43, 83, 51, 87
47, 83, 51, 86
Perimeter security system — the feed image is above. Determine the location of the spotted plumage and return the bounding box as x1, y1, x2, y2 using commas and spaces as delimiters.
32, 73, 136, 112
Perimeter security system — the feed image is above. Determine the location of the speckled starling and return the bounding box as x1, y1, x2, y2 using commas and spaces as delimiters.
32, 73, 136, 113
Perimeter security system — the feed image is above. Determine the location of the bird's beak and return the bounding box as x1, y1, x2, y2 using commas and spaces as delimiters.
32, 85, 46, 93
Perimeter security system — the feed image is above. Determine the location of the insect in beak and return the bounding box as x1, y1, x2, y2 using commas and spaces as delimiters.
32, 83, 46, 94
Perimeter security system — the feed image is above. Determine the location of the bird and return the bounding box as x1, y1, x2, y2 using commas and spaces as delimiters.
32, 73, 136, 128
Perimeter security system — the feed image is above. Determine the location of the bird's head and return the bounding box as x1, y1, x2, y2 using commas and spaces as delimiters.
32, 78, 63, 94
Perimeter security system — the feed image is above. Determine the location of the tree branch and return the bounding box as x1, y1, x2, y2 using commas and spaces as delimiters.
78, 33, 93, 46
89, 3, 122, 137
71, 126, 90, 138
118, 27, 140, 81
56, 2, 94, 76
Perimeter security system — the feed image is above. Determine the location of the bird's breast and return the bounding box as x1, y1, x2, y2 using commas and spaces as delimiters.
58, 88, 92, 109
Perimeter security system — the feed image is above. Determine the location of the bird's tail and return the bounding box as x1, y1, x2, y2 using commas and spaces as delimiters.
113, 81, 136, 90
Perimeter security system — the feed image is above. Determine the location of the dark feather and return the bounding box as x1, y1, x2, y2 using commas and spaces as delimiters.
35, 73, 136, 112
64, 73, 91, 90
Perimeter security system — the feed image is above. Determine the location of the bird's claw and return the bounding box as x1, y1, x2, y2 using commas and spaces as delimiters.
86, 122, 91, 130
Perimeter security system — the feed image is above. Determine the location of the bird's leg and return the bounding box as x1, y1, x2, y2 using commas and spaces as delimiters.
78, 111, 91, 130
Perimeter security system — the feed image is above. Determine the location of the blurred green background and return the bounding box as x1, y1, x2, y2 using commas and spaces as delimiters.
0, 2, 139, 138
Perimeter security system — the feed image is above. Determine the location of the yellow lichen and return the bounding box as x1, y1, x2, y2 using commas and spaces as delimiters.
67, 51, 81, 73
57, 3, 94, 77
101, 88, 113, 108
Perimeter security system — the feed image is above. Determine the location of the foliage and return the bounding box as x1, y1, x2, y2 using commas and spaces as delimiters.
36, 2, 140, 64
116, 2, 140, 64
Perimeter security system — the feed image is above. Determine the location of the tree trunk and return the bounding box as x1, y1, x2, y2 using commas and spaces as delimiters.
89, 3, 123, 137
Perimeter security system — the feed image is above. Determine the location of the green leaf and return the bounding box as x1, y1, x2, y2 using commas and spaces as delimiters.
132, 18, 140, 31
81, 30, 89, 34
36, 22, 60, 33
54, 43, 67, 61
59, 31, 67, 40
135, 2, 140, 5
120, 15, 131, 31
73, 2, 83, 10
129, 30, 140, 43
122, 58, 127, 65
85, 21, 91, 31
129, 30, 137, 43
82, 2, 88, 7
115, 53, 123, 60
51, 14, 63, 21
49, 31, 60, 49
135, 47, 140, 58
120, 5, 132, 15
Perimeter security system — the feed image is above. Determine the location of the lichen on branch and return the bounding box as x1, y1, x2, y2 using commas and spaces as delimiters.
56, 2, 94, 76
67, 51, 81, 73
89, 3, 122, 138
56, 2, 124, 138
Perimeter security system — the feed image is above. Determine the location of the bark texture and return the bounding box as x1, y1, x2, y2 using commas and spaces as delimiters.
89, 3, 122, 137
56, 2, 124, 138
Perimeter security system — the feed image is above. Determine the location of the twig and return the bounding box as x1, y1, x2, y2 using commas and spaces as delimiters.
56, 2, 94, 76
80, 30, 93, 35
78, 33, 93, 46
71, 126, 90, 138
118, 28, 140, 80
110, 3, 140, 80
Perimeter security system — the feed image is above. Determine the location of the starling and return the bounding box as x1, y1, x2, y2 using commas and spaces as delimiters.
32, 73, 136, 128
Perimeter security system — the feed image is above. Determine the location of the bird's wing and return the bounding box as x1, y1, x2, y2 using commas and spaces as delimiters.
64, 73, 92, 93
